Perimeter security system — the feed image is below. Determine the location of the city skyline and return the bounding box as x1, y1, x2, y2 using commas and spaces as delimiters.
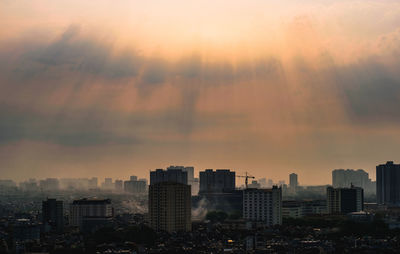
2, 0, 400, 184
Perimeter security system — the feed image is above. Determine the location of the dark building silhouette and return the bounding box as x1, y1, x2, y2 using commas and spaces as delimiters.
199, 169, 235, 194
69, 199, 113, 230
149, 182, 191, 232
42, 198, 63, 232
377, 161, 400, 205
327, 186, 364, 214
332, 169, 375, 194
150, 168, 188, 185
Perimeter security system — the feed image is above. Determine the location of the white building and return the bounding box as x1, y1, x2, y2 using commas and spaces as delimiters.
243, 186, 282, 226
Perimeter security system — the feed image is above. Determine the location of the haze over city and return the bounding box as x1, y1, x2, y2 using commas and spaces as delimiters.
2, 0, 400, 184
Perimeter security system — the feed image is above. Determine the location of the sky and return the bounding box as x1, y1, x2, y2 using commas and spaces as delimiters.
1, 0, 400, 184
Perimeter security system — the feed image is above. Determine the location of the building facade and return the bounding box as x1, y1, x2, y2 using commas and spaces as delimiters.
282, 200, 327, 218
149, 182, 191, 232
42, 198, 64, 232
150, 168, 188, 185
332, 169, 375, 194
199, 169, 235, 194
243, 186, 282, 226
289, 173, 298, 189
377, 161, 400, 205
327, 186, 364, 214
69, 199, 113, 228
124, 179, 147, 194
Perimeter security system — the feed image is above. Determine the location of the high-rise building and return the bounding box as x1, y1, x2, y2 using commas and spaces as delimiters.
243, 186, 282, 226
149, 182, 191, 232
115, 180, 123, 192
42, 198, 64, 232
124, 179, 147, 194
377, 161, 400, 205
130, 175, 138, 181
289, 173, 298, 189
327, 186, 364, 214
138, 178, 148, 186
39, 178, 60, 191
199, 169, 235, 194
150, 168, 188, 185
69, 199, 113, 228
101, 178, 114, 190
332, 169, 375, 194
88, 177, 98, 189
20, 179, 39, 192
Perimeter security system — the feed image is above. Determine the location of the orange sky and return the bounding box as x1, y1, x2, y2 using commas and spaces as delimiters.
1, 0, 400, 184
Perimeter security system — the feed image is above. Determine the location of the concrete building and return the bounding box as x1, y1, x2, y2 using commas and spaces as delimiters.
88, 177, 98, 189
377, 161, 400, 205
101, 178, 114, 190
115, 180, 123, 192
149, 182, 191, 232
39, 178, 59, 191
327, 186, 364, 214
42, 198, 63, 232
150, 168, 188, 185
69, 199, 113, 228
332, 169, 375, 194
282, 200, 327, 218
124, 179, 147, 194
199, 169, 235, 194
289, 173, 298, 189
243, 186, 282, 226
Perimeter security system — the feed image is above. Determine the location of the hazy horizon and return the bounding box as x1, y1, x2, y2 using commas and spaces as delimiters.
1, 0, 400, 184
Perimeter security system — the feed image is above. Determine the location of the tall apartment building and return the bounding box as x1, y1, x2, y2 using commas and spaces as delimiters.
115, 180, 123, 192
332, 169, 375, 194
69, 199, 113, 228
39, 178, 60, 191
42, 198, 64, 232
124, 179, 147, 194
88, 177, 98, 189
101, 178, 114, 190
377, 161, 400, 205
149, 182, 191, 232
150, 168, 188, 185
243, 186, 282, 226
289, 173, 298, 189
327, 186, 364, 214
199, 169, 235, 194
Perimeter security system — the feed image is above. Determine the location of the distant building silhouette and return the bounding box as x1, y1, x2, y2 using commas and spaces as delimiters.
289, 173, 298, 189
327, 186, 364, 214
88, 177, 98, 189
101, 178, 114, 190
124, 179, 146, 194
114, 180, 123, 192
42, 198, 63, 232
39, 178, 59, 192
332, 169, 375, 194
199, 169, 235, 194
150, 167, 188, 185
377, 161, 400, 205
243, 186, 282, 226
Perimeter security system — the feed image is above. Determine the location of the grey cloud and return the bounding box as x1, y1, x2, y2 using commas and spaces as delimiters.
14, 25, 142, 80
337, 59, 400, 123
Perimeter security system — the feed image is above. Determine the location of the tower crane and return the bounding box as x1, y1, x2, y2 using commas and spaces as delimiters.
236, 172, 255, 189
